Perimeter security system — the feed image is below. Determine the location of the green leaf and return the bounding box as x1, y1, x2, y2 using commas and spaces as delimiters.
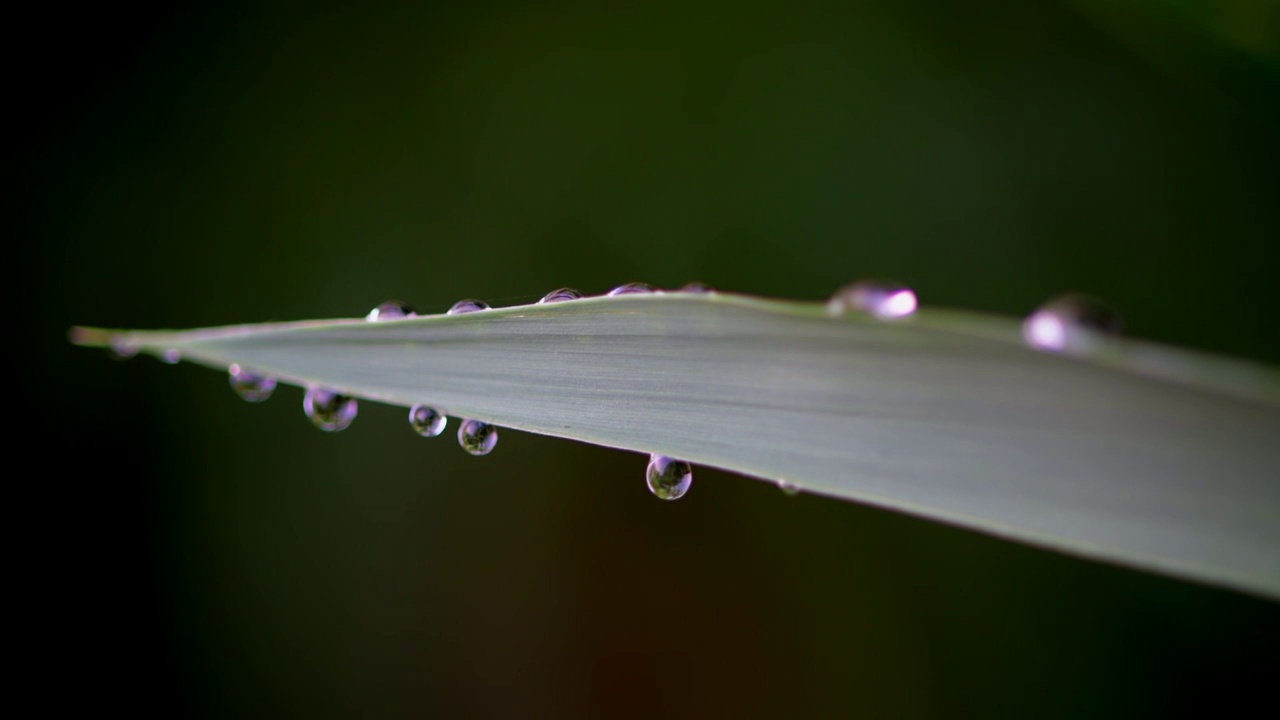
70, 293, 1280, 600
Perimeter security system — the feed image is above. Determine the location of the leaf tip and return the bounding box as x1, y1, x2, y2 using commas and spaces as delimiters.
68, 326, 113, 348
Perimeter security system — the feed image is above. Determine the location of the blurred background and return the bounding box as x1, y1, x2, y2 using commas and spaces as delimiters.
17, 0, 1280, 716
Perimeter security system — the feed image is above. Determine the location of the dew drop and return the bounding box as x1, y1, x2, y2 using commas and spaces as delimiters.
409, 404, 447, 437
646, 454, 692, 500
827, 279, 918, 320
538, 288, 583, 304
108, 340, 138, 361
607, 282, 656, 296
303, 387, 358, 432
680, 281, 715, 293
458, 419, 498, 455
1022, 293, 1123, 355
447, 299, 490, 314
160, 349, 182, 364
367, 299, 418, 321
228, 363, 278, 403
777, 480, 801, 496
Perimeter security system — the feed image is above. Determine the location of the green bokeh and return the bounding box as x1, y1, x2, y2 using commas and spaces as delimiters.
26, 0, 1279, 717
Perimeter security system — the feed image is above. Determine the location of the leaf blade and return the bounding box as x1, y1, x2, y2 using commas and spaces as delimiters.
73, 293, 1280, 599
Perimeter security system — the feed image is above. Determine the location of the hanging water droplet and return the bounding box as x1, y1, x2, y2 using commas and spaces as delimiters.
367, 299, 418, 321
108, 340, 138, 361
447, 299, 490, 314
228, 364, 278, 403
160, 349, 182, 364
458, 419, 498, 455
409, 404, 447, 437
827, 279, 918, 320
680, 281, 714, 293
777, 480, 800, 496
607, 282, 656, 296
538, 288, 583, 304
1022, 293, 1123, 354
646, 454, 692, 500
303, 387, 358, 432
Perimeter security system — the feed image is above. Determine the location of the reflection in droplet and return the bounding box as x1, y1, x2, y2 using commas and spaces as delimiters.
458, 419, 498, 455
777, 480, 800, 496
607, 282, 656, 296
228, 363, 278, 403
160, 349, 182, 364
367, 300, 418, 321
680, 282, 715, 294
539, 288, 583, 304
409, 404, 447, 437
646, 454, 692, 500
448, 299, 490, 314
303, 387, 358, 432
827, 280, 918, 320
1022, 293, 1123, 355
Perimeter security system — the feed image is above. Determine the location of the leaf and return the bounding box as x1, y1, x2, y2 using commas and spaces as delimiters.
70, 293, 1280, 600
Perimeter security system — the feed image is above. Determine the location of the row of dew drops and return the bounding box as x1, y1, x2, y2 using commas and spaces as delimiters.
118, 280, 1122, 500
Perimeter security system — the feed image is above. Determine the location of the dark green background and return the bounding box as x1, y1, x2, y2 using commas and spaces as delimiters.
21, 0, 1279, 717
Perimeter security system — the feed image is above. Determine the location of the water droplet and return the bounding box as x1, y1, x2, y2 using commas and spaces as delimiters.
160, 349, 182, 364
303, 387, 358, 432
607, 282, 656, 296
108, 340, 138, 361
827, 279, 918, 320
228, 364, 278, 403
367, 300, 418, 321
1022, 294, 1123, 354
538, 288, 583, 304
777, 480, 800, 496
458, 419, 498, 455
646, 454, 692, 500
409, 404, 447, 437
447, 299, 490, 314
680, 282, 715, 293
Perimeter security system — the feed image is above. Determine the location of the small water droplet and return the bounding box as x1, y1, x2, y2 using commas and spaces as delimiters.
409, 404, 447, 437
646, 454, 692, 500
1022, 293, 1123, 354
827, 279, 918, 320
680, 282, 715, 293
777, 480, 800, 496
458, 419, 498, 455
538, 288, 583, 303
108, 340, 138, 361
367, 300, 418, 321
607, 282, 656, 296
303, 387, 358, 432
447, 299, 490, 314
228, 364, 278, 403
160, 349, 182, 364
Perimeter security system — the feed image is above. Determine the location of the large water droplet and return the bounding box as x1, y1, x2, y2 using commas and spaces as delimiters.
646, 454, 692, 500
827, 280, 918, 320
409, 404, 447, 437
303, 387, 358, 432
539, 288, 583, 304
1022, 293, 1123, 354
607, 282, 656, 296
229, 363, 278, 403
160, 349, 182, 364
367, 300, 418, 321
448, 299, 490, 314
458, 419, 498, 455
777, 480, 800, 496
